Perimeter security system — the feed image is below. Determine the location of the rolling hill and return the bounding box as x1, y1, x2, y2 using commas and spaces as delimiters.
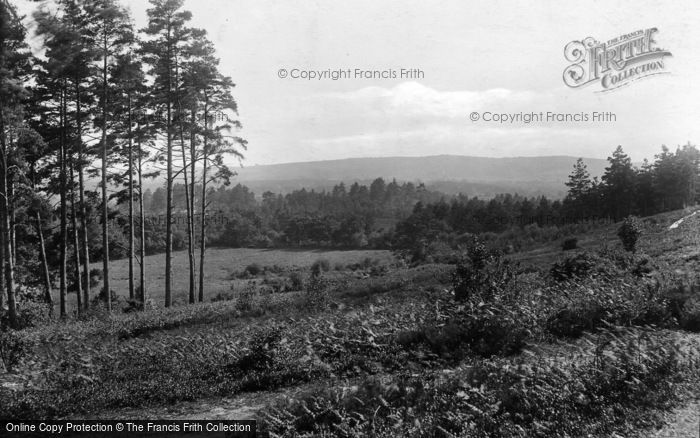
139, 155, 610, 199
231, 155, 609, 198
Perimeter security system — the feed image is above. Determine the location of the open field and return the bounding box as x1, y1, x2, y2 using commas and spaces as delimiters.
79, 248, 394, 307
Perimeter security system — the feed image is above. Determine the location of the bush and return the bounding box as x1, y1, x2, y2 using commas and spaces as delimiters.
369, 264, 389, 277
310, 258, 330, 277
1, 301, 52, 331
452, 240, 515, 302
680, 310, 700, 332
211, 288, 236, 302
289, 272, 304, 290
404, 309, 529, 359
236, 282, 257, 312
232, 326, 284, 373
544, 277, 675, 338
550, 252, 600, 282
301, 276, 331, 311
0, 330, 26, 373
562, 237, 578, 251
546, 303, 606, 338
92, 287, 120, 307
261, 276, 290, 293
245, 263, 262, 276
122, 299, 143, 313
618, 216, 643, 252
89, 268, 103, 288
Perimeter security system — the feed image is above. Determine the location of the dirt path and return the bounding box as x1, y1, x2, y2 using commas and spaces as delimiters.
80, 379, 334, 421
669, 210, 699, 230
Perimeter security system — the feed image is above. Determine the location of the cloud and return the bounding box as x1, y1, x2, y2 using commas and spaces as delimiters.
323, 82, 539, 120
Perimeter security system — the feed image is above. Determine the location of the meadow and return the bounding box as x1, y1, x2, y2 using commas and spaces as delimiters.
80, 248, 394, 309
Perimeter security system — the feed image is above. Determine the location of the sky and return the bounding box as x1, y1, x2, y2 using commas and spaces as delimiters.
16, 0, 700, 166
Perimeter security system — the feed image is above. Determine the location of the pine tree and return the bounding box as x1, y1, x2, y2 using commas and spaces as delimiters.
142, 0, 193, 307
0, 0, 33, 327
86, 0, 133, 311
112, 52, 145, 303
602, 146, 637, 220
563, 158, 593, 220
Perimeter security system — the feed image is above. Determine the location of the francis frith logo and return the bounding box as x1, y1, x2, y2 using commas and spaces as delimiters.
563, 28, 672, 92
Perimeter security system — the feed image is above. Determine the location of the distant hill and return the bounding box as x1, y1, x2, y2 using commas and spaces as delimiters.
139, 155, 609, 199
229, 155, 608, 199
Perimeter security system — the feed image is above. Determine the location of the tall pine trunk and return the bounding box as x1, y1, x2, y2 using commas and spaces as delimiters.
176, 104, 195, 304
198, 145, 208, 302
189, 104, 197, 303
0, 105, 16, 327
75, 82, 90, 309
0, 221, 4, 311
59, 85, 67, 318
174, 57, 195, 305
164, 24, 173, 308
36, 211, 52, 308
1, 158, 14, 327
137, 120, 146, 307
198, 99, 209, 302
31, 161, 53, 308
127, 95, 134, 301
69, 155, 82, 313
100, 28, 111, 311
177, 116, 195, 305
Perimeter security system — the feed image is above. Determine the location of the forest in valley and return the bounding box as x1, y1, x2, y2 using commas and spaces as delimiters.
133, 143, 699, 256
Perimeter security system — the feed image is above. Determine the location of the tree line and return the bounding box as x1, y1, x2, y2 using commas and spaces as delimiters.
563, 144, 699, 221
0, 0, 245, 328
390, 144, 700, 252
133, 179, 445, 250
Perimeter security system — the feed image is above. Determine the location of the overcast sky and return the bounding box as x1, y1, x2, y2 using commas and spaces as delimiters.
17, 0, 700, 165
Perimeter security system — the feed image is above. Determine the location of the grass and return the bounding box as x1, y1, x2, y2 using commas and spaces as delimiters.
52, 248, 393, 312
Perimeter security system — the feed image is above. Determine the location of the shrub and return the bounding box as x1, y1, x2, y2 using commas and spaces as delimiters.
245, 263, 262, 276
211, 288, 236, 302
1, 301, 52, 331
261, 276, 289, 293
0, 330, 26, 373
310, 258, 330, 277
232, 326, 283, 373
452, 240, 515, 302
550, 252, 599, 282
122, 299, 143, 313
544, 277, 674, 338
236, 282, 257, 312
562, 237, 578, 251
680, 310, 700, 332
89, 268, 103, 288
618, 216, 643, 252
369, 264, 389, 277
405, 310, 529, 359
301, 276, 331, 311
546, 303, 606, 338
289, 272, 304, 290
